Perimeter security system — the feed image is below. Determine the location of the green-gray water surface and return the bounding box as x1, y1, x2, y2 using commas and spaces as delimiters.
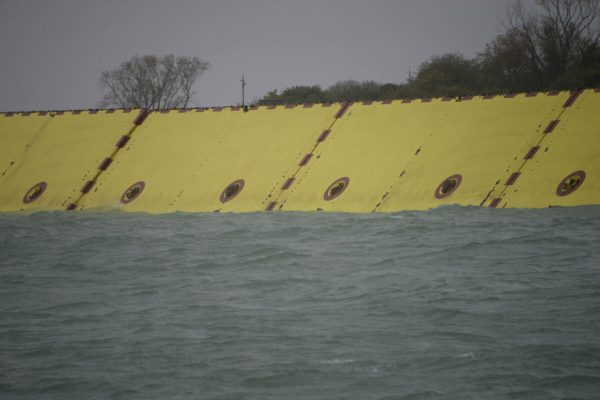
1, 207, 600, 399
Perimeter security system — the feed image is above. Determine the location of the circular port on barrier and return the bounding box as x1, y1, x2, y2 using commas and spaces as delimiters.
220, 179, 245, 203
435, 174, 462, 199
120, 181, 145, 204
556, 171, 586, 197
324, 177, 350, 201
23, 182, 47, 204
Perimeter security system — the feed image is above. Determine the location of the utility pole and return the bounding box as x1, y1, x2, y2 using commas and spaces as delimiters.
241, 75, 247, 107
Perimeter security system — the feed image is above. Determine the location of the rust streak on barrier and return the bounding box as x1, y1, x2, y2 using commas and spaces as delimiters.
563, 89, 583, 107
81, 180, 95, 194
490, 198, 502, 208
299, 153, 313, 166
317, 129, 331, 142
281, 178, 295, 190
115, 135, 130, 148
98, 158, 113, 171
505, 172, 521, 186
134, 109, 150, 125
544, 120, 560, 134
335, 102, 351, 118
524, 146, 540, 160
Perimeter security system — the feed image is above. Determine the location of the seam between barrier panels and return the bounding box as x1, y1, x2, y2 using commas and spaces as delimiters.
487, 89, 584, 208
264, 102, 352, 211
65, 109, 151, 210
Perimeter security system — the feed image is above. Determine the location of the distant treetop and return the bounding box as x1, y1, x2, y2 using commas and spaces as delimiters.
256, 0, 600, 105
99, 55, 210, 110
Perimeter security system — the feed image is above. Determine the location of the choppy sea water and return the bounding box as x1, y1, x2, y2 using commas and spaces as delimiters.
1, 207, 600, 400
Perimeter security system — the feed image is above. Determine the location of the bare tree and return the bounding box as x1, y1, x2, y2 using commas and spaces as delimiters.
99, 55, 210, 109
504, 0, 600, 87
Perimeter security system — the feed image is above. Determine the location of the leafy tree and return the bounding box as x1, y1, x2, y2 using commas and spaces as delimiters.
411, 53, 483, 97
257, 85, 326, 105
481, 0, 600, 91
99, 55, 210, 109
325, 80, 383, 102
479, 29, 543, 92
255, 0, 600, 104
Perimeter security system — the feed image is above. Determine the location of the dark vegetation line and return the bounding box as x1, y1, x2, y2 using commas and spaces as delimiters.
256, 0, 600, 105
94, 0, 600, 111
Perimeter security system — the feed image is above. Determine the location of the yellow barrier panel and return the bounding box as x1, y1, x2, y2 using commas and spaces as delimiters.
378, 93, 570, 212
277, 100, 453, 212
0, 110, 138, 211
0, 113, 51, 180
80, 105, 338, 213
80, 109, 239, 212
497, 89, 600, 208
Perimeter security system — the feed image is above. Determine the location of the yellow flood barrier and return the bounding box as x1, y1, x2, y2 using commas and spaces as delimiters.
1, 89, 598, 214
0, 110, 139, 211
80, 105, 339, 213
496, 89, 600, 208
377, 92, 570, 212
276, 99, 453, 212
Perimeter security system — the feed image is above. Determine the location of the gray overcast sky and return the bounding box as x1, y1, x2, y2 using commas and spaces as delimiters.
0, 0, 513, 111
